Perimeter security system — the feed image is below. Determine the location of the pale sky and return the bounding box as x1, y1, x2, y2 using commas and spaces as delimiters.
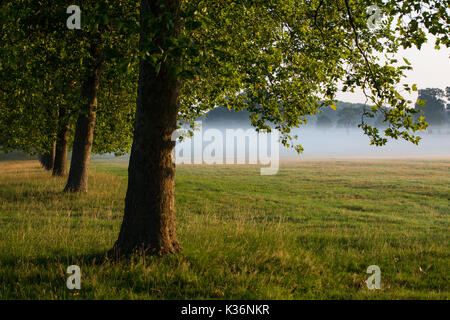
336, 38, 450, 104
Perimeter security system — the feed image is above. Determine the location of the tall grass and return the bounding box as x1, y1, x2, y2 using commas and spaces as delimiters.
0, 159, 448, 299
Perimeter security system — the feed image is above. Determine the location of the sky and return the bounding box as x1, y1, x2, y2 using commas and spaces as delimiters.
336, 37, 450, 104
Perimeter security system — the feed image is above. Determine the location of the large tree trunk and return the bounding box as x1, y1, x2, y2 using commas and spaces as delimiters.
64, 39, 103, 192
110, 0, 182, 257
39, 141, 55, 171
52, 106, 70, 176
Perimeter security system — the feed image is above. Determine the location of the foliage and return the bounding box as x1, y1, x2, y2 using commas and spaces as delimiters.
171, 0, 449, 149
415, 87, 448, 127
0, 1, 139, 155
1, 0, 449, 154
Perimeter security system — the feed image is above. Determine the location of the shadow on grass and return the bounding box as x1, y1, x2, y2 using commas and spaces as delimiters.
0, 251, 112, 269
0, 183, 91, 207
0, 247, 186, 270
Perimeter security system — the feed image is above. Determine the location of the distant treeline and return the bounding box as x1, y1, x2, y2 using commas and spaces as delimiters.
0, 150, 37, 161
204, 87, 450, 130
203, 102, 389, 129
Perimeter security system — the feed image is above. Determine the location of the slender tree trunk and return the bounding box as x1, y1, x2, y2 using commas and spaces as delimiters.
64, 39, 103, 192
52, 106, 70, 176
39, 141, 55, 170
110, 0, 182, 257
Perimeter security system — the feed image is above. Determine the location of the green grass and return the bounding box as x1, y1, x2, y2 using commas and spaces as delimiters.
0, 159, 448, 299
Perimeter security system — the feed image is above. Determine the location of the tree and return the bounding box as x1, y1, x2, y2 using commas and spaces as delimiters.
110, 0, 183, 255
336, 106, 361, 129
1, 1, 138, 186
445, 86, 450, 112
63, 2, 139, 192
109, 0, 449, 256
416, 88, 446, 126
0, 1, 83, 172
316, 114, 333, 128
64, 16, 139, 189
63, 33, 105, 191
38, 144, 56, 171
0, 2, 64, 164
52, 105, 71, 176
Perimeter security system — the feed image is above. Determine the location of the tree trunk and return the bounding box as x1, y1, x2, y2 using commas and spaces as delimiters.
110, 0, 182, 257
64, 39, 103, 192
39, 141, 55, 171
52, 106, 70, 176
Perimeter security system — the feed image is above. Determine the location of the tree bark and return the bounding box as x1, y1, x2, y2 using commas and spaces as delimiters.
52, 106, 70, 176
64, 39, 103, 192
39, 141, 55, 171
110, 0, 182, 257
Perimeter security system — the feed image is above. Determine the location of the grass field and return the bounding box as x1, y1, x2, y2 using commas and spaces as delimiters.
0, 159, 448, 299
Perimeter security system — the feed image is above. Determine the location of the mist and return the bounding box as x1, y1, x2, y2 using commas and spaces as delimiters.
172, 123, 450, 162
282, 126, 450, 159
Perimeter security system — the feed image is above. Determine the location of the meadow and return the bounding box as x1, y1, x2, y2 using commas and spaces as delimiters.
0, 159, 448, 299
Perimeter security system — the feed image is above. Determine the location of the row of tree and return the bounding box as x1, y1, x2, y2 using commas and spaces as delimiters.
1, 1, 137, 191
1, 0, 448, 256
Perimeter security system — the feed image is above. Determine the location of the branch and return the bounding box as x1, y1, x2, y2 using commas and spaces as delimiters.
343, 0, 379, 95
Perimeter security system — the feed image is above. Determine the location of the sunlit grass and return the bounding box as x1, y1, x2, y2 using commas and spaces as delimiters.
0, 159, 448, 299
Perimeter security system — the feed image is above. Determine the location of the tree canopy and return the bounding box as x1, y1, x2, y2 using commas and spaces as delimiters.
1, 0, 449, 155
0, 1, 138, 156
156, 0, 448, 149
416, 88, 448, 126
